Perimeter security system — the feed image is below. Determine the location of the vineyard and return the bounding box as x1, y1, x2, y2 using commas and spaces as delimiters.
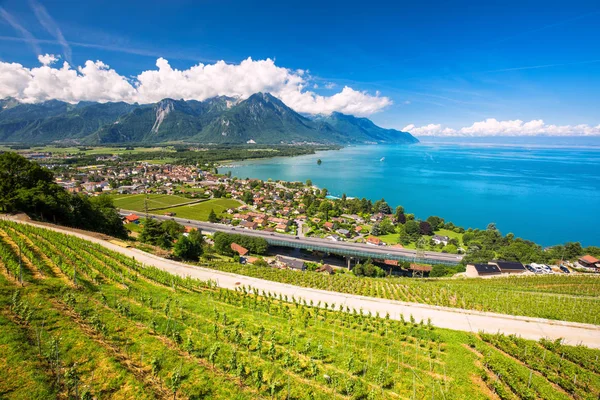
202, 263, 600, 325
0, 220, 599, 399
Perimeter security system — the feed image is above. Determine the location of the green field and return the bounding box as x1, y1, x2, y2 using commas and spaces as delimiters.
2, 220, 599, 399
379, 228, 464, 248
112, 194, 194, 211
154, 198, 241, 221
7, 146, 177, 156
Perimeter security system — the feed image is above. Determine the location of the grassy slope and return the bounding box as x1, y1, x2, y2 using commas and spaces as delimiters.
154, 198, 241, 221
379, 228, 464, 248
4, 221, 598, 399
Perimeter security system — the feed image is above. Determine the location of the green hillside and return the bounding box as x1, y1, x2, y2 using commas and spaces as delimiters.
2, 220, 598, 399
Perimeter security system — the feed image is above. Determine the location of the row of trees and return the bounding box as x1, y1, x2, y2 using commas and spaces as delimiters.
0, 152, 126, 238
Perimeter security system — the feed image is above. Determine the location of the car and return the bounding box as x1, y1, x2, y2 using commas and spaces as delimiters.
525, 264, 535, 272
270, 233, 275, 236
231, 228, 236, 231
559, 265, 570, 274
295, 236, 300, 239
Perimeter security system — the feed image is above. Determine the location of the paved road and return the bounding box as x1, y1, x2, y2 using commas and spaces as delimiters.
119, 209, 463, 265
10, 217, 600, 349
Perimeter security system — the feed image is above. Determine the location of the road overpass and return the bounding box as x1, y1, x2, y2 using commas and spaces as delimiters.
120, 209, 463, 265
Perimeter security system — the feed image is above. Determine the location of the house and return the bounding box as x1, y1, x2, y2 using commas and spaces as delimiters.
432, 235, 449, 246
240, 221, 258, 230
231, 243, 249, 256
354, 226, 364, 234
488, 260, 526, 274
578, 255, 600, 269
275, 223, 288, 233
124, 214, 140, 224
277, 256, 306, 271
370, 213, 385, 222
465, 263, 502, 278
337, 229, 351, 238
328, 234, 342, 242
323, 221, 334, 231
366, 236, 382, 246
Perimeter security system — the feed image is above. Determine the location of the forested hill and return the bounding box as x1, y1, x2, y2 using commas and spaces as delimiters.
0, 93, 419, 145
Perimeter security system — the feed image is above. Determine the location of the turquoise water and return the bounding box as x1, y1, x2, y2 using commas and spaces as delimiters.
222, 138, 600, 246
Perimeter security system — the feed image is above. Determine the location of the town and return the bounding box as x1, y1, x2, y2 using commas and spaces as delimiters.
41, 155, 599, 278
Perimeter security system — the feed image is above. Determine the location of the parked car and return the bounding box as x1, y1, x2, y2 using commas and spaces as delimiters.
559, 265, 571, 274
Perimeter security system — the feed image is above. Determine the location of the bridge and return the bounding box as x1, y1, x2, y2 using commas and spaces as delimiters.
120, 210, 463, 266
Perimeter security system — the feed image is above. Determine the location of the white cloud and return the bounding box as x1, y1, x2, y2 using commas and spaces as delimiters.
403, 118, 600, 136
0, 55, 391, 116
37, 54, 59, 66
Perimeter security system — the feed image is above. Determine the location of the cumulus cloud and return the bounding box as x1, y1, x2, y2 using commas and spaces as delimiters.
403, 118, 600, 137
0, 55, 391, 116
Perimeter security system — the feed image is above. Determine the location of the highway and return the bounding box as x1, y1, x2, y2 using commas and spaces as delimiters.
8, 216, 600, 349
119, 209, 463, 265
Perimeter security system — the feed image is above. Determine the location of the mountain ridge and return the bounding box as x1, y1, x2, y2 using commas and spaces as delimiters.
0, 93, 419, 145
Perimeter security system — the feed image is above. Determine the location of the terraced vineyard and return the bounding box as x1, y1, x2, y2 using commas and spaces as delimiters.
1, 220, 599, 399
203, 263, 600, 325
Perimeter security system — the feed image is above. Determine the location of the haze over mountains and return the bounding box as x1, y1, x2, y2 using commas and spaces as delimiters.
0, 93, 418, 145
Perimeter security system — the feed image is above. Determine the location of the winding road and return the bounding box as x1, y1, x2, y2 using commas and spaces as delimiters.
7, 216, 600, 349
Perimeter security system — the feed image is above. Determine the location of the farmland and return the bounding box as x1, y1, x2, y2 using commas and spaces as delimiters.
152, 198, 242, 221
202, 263, 600, 325
1, 220, 599, 399
112, 194, 195, 211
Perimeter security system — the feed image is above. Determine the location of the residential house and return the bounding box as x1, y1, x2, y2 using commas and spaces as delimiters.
124, 214, 140, 224
366, 236, 382, 246
240, 221, 258, 230
578, 255, 600, 269
337, 229, 351, 238
231, 243, 249, 256
277, 256, 306, 271
323, 221, 334, 231
432, 235, 449, 246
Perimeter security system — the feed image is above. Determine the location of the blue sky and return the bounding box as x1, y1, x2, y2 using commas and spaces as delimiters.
0, 0, 599, 136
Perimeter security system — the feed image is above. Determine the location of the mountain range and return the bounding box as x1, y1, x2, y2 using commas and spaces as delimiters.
0, 93, 418, 145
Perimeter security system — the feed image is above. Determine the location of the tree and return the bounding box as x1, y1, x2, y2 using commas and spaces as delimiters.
404, 220, 420, 236
161, 220, 184, 240
305, 179, 312, 187
419, 221, 433, 236
374, 199, 391, 214
394, 206, 405, 222
319, 201, 332, 221
208, 209, 218, 223
426, 216, 444, 231
242, 191, 254, 204
486, 222, 497, 231
379, 218, 395, 235
370, 223, 381, 236
173, 232, 203, 261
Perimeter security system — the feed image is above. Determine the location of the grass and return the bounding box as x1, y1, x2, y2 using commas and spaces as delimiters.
3, 220, 599, 399
9, 146, 176, 156
112, 194, 193, 211
153, 198, 241, 221
378, 228, 464, 248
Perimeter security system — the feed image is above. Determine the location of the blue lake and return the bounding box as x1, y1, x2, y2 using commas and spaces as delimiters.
222, 138, 600, 246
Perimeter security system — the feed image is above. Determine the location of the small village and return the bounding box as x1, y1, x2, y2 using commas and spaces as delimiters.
47, 158, 598, 279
